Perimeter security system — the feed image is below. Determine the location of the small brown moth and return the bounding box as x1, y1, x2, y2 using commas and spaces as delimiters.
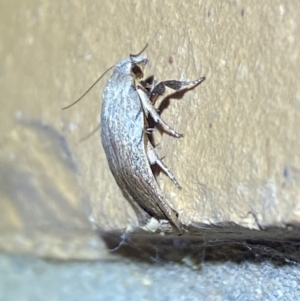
64, 47, 205, 234
101, 50, 205, 233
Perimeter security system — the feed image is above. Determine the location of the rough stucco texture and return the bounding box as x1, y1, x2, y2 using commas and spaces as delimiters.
0, 0, 299, 258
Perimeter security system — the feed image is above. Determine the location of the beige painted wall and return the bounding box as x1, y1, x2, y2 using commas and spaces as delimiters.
0, 0, 299, 258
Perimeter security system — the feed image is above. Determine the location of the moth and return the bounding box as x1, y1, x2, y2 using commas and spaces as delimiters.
101, 50, 205, 233
64, 47, 205, 234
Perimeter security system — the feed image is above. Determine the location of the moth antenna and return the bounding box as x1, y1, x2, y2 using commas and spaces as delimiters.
130, 44, 148, 59
62, 64, 114, 110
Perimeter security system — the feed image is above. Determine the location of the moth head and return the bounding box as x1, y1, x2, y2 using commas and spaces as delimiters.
130, 56, 148, 80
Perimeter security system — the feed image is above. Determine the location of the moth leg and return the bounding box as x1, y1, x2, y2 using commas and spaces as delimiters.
146, 140, 181, 189
136, 88, 183, 138
150, 77, 206, 104
140, 75, 155, 96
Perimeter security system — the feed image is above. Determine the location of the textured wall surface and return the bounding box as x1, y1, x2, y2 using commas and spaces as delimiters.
0, 0, 299, 260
